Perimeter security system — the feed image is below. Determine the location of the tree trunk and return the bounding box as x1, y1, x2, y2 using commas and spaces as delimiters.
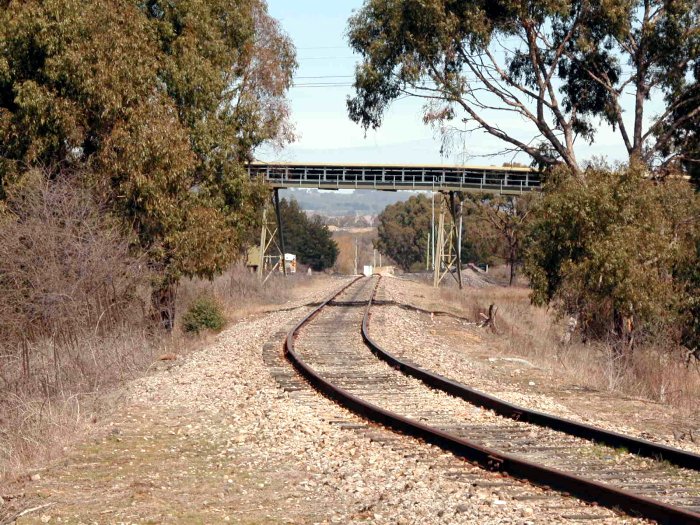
612, 309, 635, 361
479, 304, 498, 332
509, 262, 516, 286
508, 244, 517, 286
152, 280, 178, 331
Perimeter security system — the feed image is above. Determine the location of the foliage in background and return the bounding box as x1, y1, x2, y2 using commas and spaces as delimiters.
0, 0, 296, 328
279, 198, 339, 271
464, 193, 536, 285
182, 295, 226, 334
375, 194, 493, 272
347, 0, 699, 176
375, 195, 432, 271
657, 61, 700, 187
525, 165, 700, 356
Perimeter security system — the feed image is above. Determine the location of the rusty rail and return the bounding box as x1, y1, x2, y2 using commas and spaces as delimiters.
363, 277, 700, 472
284, 277, 700, 524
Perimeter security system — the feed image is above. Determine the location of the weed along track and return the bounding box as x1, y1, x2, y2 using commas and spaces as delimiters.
285, 276, 700, 524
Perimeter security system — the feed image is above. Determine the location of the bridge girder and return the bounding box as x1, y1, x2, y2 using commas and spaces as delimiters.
248, 162, 540, 195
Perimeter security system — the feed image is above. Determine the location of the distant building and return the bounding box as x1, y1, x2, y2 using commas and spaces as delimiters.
246, 247, 296, 274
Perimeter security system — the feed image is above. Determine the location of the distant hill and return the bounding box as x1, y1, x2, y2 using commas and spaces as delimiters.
280, 188, 422, 217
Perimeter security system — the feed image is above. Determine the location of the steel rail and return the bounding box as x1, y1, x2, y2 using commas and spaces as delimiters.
284, 277, 700, 525
363, 277, 700, 472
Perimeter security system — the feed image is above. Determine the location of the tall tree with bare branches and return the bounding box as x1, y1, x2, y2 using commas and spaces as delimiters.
465, 193, 534, 285
347, 0, 699, 177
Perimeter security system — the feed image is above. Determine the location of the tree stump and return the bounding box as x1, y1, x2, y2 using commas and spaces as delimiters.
479, 304, 498, 331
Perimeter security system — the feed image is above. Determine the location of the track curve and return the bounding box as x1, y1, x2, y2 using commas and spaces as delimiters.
284, 276, 700, 524
363, 276, 700, 471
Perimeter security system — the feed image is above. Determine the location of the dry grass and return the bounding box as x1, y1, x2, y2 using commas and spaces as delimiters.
0, 177, 324, 483
406, 266, 700, 413
0, 326, 170, 478
0, 261, 324, 482
443, 278, 700, 414
177, 263, 317, 325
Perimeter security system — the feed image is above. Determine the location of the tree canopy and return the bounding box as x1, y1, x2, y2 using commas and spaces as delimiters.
525, 164, 700, 354
375, 194, 490, 272
0, 0, 296, 326
376, 195, 431, 271
348, 0, 700, 176
279, 198, 339, 271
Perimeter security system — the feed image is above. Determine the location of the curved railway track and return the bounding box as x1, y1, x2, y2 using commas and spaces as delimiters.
284, 276, 700, 524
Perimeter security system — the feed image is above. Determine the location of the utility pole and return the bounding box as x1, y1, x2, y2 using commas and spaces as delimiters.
431, 192, 435, 270
354, 238, 358, 275
426, 234, 430, 270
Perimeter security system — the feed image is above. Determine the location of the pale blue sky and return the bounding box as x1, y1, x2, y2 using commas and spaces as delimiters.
261, 1, 659, 167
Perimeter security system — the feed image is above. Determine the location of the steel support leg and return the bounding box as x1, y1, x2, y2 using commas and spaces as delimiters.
449, 191, 464, 289
433, 191, 464, 289
257, 191, 285, 283
257, 206, 268, 280
433, 202, 446, 287
273, 188, 287, 276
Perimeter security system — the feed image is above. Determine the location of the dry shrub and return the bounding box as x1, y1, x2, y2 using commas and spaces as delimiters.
177, 263, 315, 326
0, 175, 156, 478
444, 278, 700, 412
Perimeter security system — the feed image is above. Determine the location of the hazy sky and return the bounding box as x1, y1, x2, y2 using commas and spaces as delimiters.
262, 1, 658, 167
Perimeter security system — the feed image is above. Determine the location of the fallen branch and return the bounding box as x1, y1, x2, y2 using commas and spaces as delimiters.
479, 304, 498, 331
1, 502, 55, 525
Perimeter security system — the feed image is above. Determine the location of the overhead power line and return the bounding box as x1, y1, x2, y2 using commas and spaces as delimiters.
295, 56, 357, 60
291, 83, 354, 88
295, 46, 348, 50
295, 75, 354, 79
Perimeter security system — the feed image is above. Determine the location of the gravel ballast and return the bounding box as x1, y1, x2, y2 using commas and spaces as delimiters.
374, 275, 700, 456
12, 276, 646, 523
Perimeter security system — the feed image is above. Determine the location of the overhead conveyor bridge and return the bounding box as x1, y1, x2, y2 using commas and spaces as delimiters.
247, 161, 541, 289
248, 162, 540, 194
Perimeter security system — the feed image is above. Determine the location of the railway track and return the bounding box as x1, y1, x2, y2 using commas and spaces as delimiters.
284, 276, 700, 524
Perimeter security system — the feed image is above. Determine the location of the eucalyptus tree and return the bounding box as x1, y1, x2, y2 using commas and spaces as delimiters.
0, 0, 296, 328
525, 164, 700, 356
465, 193, 535, 286
347, 0, 699, 177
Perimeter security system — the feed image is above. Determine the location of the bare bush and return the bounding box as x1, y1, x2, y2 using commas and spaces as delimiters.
450, 282, 700, 412
0, 175, 153, 477
0, 175, 149, 384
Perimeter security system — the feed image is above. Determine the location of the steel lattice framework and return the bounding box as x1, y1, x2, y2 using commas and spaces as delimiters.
248, 162, 541, 288
248, 162, 540, 195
